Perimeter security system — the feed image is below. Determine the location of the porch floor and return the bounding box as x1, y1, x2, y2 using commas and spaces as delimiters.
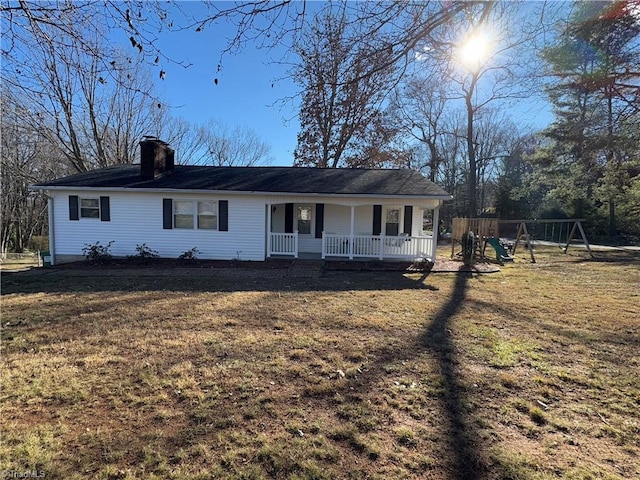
269, 252, 433, 262
265, 255, 437, 275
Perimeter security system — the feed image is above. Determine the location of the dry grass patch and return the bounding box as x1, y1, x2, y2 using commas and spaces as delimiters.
1, 248, 639, 479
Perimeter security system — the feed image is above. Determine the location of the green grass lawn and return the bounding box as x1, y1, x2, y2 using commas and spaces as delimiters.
1, 248, 639, 479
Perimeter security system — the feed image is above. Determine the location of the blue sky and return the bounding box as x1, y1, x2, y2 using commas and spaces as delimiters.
140, 2, 302, 166
122, 2, 553, 167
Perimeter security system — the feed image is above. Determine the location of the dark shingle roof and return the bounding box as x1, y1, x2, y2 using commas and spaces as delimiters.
33, 165, 451, 197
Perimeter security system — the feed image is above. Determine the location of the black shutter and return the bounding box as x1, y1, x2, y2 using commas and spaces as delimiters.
69, 195, 79, 221
372, 205, 382, 235
284, 203, 294, 233
100, 196, 110, 222
219, 200, 228, 231
315, 203, 324, 238
403, 206, 413, 235
163, 199, 173, 229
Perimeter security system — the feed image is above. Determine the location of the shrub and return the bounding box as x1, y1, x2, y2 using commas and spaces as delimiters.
128, 243, 160, 264
178, 247, 200, 261
28, 235, 49, 252
82, 241, 114, 265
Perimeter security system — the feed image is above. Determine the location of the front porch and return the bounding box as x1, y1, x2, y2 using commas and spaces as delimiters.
265, 200, 440, 262
268, 232, 435, 261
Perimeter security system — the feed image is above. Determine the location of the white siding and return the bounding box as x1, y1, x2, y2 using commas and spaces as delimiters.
354, 206, 373, 235
271, 205, 285, 233
51, 191, 266, 261
413, 209, 424, 237
50, 191, 443, 262
324, 204, 351, 234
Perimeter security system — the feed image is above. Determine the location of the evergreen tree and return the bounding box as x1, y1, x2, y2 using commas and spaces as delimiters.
538, 0, 640, 238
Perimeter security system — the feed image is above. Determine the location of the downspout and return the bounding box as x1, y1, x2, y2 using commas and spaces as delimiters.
45, 191, 55, 266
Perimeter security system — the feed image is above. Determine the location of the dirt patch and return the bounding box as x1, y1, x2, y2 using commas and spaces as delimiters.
51, 257, 294, 270
26, 257, 500, 277
325, 258, 500, 273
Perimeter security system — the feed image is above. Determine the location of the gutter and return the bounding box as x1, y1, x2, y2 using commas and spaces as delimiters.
34, 189, 55, 266
29, 185, 453, 201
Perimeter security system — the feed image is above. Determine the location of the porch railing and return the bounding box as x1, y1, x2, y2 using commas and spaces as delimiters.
268, 232, 298, 258
322, 233, 433, 260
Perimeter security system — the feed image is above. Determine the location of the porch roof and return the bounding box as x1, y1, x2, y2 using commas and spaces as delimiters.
34, 165, 451, 198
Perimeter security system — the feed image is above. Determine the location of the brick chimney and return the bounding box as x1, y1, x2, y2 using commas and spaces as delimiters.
140, 136, 175, 179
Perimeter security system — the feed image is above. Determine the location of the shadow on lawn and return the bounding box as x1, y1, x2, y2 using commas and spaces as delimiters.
421, 271, 484, 479
0, 266, 443, 295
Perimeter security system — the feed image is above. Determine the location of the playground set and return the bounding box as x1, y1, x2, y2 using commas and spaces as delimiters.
451, 218, 594, 264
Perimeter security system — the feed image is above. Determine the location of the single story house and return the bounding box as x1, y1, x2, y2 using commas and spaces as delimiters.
32, 138, 451, 265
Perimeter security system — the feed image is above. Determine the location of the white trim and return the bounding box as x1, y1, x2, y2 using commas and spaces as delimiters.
349, 206, 355, 259
48, 196, 55, 266
79, 196, 101, 219
266, 203, 272, 257
172, 199, 219, 230
33, 185, 452, 201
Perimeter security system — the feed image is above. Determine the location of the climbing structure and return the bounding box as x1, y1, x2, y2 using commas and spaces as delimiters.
451, 218, 594, 263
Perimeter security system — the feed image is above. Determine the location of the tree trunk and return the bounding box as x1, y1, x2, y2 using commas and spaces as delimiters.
466, 89, 477, 217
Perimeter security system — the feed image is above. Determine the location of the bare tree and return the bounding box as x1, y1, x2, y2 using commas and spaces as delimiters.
405, 1, 556, 216
473, 110, 522, 212
158, 117, 210, 165
197, 1, 478, 79
158, 117, 273, 166
200, 120, 273, 166
2, 1, 170, 172
390, 75, 450, 181
0, 88, 66, 253
3, 1, 485, 85
1, 1, 177, 80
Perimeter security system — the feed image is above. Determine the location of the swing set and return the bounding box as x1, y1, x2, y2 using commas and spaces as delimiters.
451, 218, 594, 263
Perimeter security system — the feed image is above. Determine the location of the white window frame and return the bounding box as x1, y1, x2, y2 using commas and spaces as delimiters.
421, 209, 434, 236
174, 200, 218, 230
80, 197, 100, 219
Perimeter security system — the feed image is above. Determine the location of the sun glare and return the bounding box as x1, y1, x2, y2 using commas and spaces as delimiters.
458, 32, 492, 71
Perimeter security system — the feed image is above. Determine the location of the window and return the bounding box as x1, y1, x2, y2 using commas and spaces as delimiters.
422, 209, 433, 235
70, 195, 109, 221
197, 201, 218, 230
385, 208, 400, 236
173, 200, 218, 230
297, 206, 312, 235
174, 201, 194, 229
80, 198, 100, 218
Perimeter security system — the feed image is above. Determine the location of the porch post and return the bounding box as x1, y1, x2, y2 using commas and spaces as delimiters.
266, 203, 272, 258
431, 205, 440, 261
294, 230, 299, 259
349, 205, 355, 260
321, 231, 326, 259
